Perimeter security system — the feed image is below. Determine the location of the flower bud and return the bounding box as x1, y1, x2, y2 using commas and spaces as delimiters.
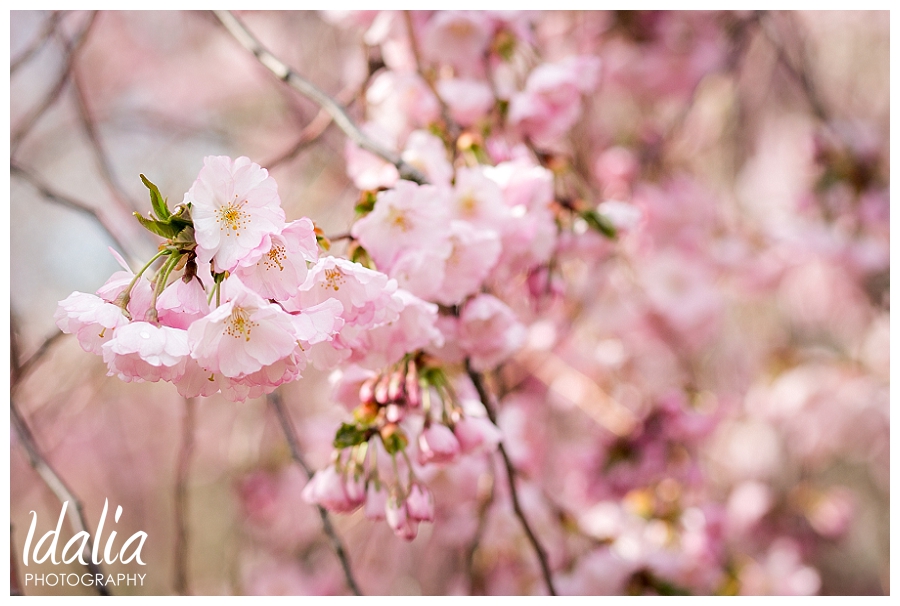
385, 403, 405, 423
374, 373, 391, 404
406, 484, 435, 522
301, 466, 359, 513
387, 370, 404, 402
386, 495, 419, 541
365, 481, 387, 520
417, 423, 460, 465
359, 376, 377, 404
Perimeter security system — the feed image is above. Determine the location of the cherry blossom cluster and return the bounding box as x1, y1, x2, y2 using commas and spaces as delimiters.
55, 155, 440, 403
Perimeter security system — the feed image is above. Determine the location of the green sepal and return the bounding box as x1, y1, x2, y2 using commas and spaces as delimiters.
355, 191, 377, 216
381, 430, 408, 455
140, 174, 171, 221
133, 212, 183, 239
333, 423, 368, 449
580, 209, 618, 239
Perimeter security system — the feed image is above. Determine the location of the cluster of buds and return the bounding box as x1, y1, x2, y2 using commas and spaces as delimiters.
304, 359, 502, 540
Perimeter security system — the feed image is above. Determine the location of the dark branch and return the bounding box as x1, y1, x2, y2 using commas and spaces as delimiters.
263, 84, 357, 169
10, 10, 65, 74
267, 391, 363, 596
11, 11, 98, 155
465, 360, 558, 596
211, 10, 427, 185
11, 161, 132, 256
71, 66, 139, 212
10, 401, 111, 595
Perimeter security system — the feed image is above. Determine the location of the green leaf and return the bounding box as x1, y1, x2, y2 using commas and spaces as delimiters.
133, 212, 182, 239
333, 423, 368, 449
580, 209, 618, 239
381, 430, 408, 455
140, 174, 171, 221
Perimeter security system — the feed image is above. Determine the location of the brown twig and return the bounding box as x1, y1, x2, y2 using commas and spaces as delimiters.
464, 457, 495, 595
10, 10, 65, 74
11, 11, 98, 155
757, 11, 830, 125
10, 400, 111, 596
465, 360, 558, 596
263, 85, 358, 169
12, 330, 66, 392
212, 10, 427, 185
267, 391, 363, 596
173, 397, 195, 595
402, 10, 460, 142
10, 161, 132, 257
71, 65, 139, 212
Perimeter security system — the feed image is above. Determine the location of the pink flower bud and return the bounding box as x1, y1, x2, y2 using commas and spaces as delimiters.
374, 373, 391, 404
406, 484, 435, 522
387, 370, 404, 402
454, 416, 503, 454
386, 496, 419, 541
385, 403, 405, 423
301, 466, 359, 514
344, 473, 366, 508
359, 376, 377, 404
417, 423, 460, 465
365, 482, 387, 520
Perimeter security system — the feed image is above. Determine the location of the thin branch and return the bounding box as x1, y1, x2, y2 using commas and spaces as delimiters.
263, 85, 358, 169
402, 10, 460, 142
267, 391, 363, 596
10, 10, 65, 75
465, 457, 495, 595
465, 360, 558, 596
12, 330, 66, 392
11, 161, 132, 257
11, 11, 98, 155
71, 65, 139, 212
10, 400, 111, 596
173, 397, 195, 595
211, 10, 427, 185
11, 527, 23, 596
757, 11, 830, 124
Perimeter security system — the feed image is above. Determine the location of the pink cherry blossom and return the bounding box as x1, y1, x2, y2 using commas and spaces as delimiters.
101, 321, 189, 383
185, 155, 286, 273
420, 11, 493, 77
437, 79, 495, 127
434, 221, 502, 306
187, 278, 299, 379
400, 130, 454, 187
347, 289, 443, 370
350, 180, 452, 270
458, 294, 527, 371
406, 484, 435, 522
234, 218, 318, 301
508, 55, 602, 144
157, 273, 210, 330
54, 292, 130, 355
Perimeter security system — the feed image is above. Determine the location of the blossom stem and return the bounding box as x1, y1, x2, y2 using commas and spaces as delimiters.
147, 252, 182, 323
466, 360, 558, 596
118, 248, 170, 318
